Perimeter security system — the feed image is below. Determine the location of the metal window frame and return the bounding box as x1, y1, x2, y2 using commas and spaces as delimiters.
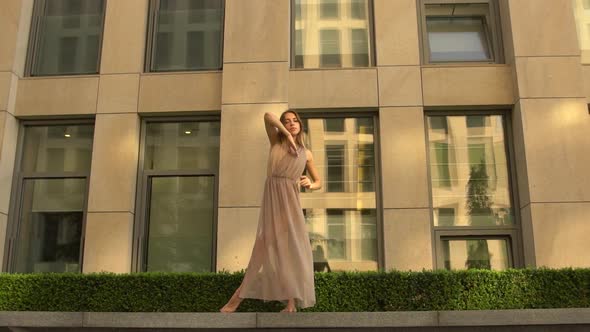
417, 0, 505, 65
144, 0, 226, 73
290, 0, 377, 69
25, 0, 107, 77
423, 109, 523, 270
435, 230, 518, 270
3, 118, 95, 273
297, 109, 385, 271
132, 115, 221, 273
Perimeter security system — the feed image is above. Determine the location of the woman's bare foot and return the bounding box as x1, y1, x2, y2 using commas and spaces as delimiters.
220, 287, 243, 313
280, 299, 297, 313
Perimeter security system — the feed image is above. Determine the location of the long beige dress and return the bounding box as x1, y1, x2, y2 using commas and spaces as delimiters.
238, 141, 316, 308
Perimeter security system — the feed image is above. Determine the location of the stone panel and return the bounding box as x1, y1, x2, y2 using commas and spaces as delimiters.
289, 69, 378, 109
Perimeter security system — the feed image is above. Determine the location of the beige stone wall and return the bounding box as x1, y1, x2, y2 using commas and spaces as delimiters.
216, 0, 291, 272
0, 0, 588, 273
508, 0, 590, 268
0, 0, 27, 270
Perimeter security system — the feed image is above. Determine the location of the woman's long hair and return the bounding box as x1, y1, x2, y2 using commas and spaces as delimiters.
279, 110, 306, 148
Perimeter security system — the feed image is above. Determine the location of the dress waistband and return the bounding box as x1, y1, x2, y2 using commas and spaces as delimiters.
269, 175, 298, 182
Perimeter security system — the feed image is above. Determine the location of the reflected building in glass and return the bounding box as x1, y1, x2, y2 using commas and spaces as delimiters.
427, 115, 514, 270
293, 0, 373, 68
300, 116, 378, 271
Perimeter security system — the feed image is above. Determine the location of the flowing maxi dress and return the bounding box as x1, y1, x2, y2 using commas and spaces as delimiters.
237, 140, 316, 308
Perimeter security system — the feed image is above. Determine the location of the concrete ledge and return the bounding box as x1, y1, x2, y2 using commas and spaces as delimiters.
438, 308, 590, 326
257, 311, 438, 328
0, 309, 589, 329
83, 312, 256, 329
0, 312, 83, 327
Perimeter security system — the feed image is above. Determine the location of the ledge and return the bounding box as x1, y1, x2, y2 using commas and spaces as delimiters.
0, 309, 589, 329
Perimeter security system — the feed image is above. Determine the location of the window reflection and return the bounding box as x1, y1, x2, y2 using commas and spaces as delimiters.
573, 0, 590, 63
147, 176, 215, 272
22, 125, 94, 173
293, 0, 372, 68
15, 179, 86, 273
442, 238, 510, 270
34, 0, 104, 75
142, 120, 220, 273
427, 115, 514, 227
152, 0, 223, 71
144, 121, 220, 171
302, 116, 378, 271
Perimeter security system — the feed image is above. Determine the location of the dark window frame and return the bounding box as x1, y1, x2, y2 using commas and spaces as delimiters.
417, 0, 504, 65
435, 230, 517, 270
423, 109, 523, 270
132, 115, 221, 273
25, 0, 107, 77
144, 0, 226, 73
3, 119, 95, 273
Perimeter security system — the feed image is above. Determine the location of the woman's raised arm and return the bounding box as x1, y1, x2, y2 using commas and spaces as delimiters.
264, 112, 290, 145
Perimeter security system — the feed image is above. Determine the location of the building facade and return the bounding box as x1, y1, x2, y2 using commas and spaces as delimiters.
0, 0, 589, 274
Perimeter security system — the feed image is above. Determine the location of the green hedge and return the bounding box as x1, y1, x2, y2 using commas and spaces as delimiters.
0, 269, 588, 312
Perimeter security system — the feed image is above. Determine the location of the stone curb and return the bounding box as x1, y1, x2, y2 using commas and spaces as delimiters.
0, 308, 589, 328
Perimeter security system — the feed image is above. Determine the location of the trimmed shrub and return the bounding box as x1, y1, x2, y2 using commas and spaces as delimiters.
0, 268, 588, 312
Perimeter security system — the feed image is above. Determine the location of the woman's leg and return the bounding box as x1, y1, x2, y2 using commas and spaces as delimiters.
220, 284, 244, 313
280, 298, 297, 313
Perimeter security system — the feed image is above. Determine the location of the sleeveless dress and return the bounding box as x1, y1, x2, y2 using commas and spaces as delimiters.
237, 141, 316, 308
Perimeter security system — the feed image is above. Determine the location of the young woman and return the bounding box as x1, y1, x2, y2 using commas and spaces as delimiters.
220, 110, 322, 313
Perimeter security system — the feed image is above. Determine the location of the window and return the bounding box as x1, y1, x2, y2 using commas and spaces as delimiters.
292, 0, 374, 68
572, 0, 590, 63
6, 122, 94, 272
301, 114, 380, 272
426, 113, 520, 270
134, 118, 220, 272
442, 237, 511, 270
26, 0, 106, 76
146, 0, 224, 72
419, 0, 503, 64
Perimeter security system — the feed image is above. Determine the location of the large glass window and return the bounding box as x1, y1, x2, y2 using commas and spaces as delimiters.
7, 123, 94, 273
572, 0, 590, 63
426, 113, 520, 270
135, 119, 220, 272
419, 0, 503, 64
146, 0, 224, 72
26, 0, 106, 76
301, 114, 379, 272
442, 237, 511, 270
292, 0, 374, 68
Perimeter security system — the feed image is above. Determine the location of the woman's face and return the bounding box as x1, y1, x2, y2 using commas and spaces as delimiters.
282, 112, 301, 137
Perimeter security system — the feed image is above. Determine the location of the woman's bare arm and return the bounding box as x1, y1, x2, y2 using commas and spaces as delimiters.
264, 112, 290, 145
300, 150, 322, 190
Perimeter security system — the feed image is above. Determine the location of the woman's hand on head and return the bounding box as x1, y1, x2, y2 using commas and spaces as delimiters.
299, 175, 312, 189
